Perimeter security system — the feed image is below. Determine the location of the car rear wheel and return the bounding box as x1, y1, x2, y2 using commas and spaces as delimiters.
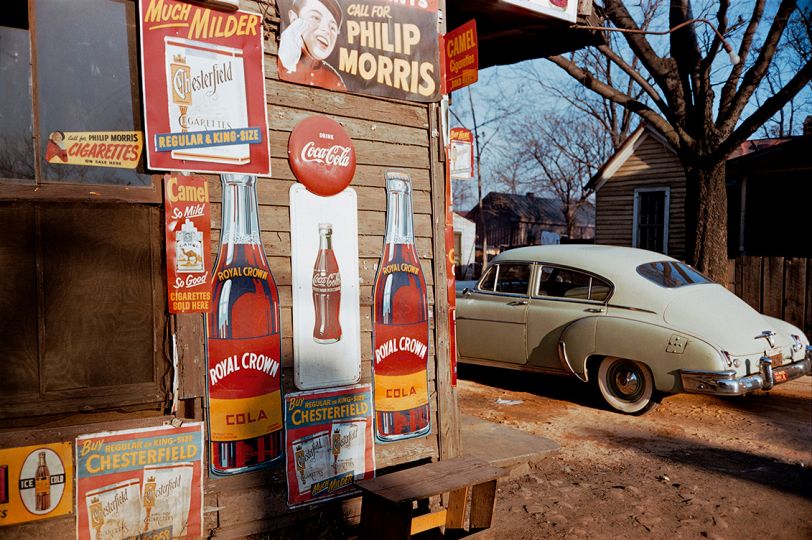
597, 357, 658, 415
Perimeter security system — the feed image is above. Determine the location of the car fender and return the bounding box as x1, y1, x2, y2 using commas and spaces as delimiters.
562, 316, 728, 393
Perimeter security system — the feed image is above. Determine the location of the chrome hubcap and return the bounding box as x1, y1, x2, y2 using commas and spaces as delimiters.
609, 362, 644, 401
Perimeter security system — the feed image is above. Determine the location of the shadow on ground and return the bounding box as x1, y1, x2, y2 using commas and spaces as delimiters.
583, 426, 812, 501
458, 364, 603, 410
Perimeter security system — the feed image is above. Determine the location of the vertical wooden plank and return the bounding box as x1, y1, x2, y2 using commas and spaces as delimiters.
445, 486, 469, 529
430, 100, 460, 461
783, 258, 806, 334
805, 258, 812, 340
740, 256, 762, 311
176, 313, 206, 399
762, 257, 784, 319
734, 257, 743, 298
469, 479, 498, 529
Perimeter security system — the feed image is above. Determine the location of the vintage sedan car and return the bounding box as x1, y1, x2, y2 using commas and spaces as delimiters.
456, 245, 812, 414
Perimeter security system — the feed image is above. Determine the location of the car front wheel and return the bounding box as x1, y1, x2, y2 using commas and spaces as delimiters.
597, 357, 658, 415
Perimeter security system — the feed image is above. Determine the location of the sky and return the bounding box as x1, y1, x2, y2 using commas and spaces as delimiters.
449, 0, 812, 211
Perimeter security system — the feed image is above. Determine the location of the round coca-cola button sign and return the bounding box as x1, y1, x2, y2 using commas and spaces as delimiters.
288, 115, 356, 196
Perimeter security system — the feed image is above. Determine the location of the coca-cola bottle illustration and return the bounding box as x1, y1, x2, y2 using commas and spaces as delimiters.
35, 451, 50, 511
312, 223, 342, 343
372, 172, 431, 442
206, 174, 283, 475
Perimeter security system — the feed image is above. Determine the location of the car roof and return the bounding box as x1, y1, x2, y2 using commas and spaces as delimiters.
491, 244, 676, 282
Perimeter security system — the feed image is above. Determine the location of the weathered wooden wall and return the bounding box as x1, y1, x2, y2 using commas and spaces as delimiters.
175, 2, 457, 537
0, 1, 457, 537
731, 256, 812, 339
594, 133, 686, 259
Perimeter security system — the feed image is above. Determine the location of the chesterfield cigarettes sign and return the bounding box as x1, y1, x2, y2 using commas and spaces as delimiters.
276, 0, 441, 102
75, 423, 204, 540
284, 385, 374, 507
139, 0, 271, 175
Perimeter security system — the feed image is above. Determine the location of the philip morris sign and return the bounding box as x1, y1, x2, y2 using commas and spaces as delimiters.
276, 0, 441, 102
139, 0, 271, 175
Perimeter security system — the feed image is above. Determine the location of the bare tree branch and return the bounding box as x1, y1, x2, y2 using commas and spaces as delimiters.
717, 56, 812, 159
718, 0, 766, 116
547, 54, 688, 149
718, 0, 796, 133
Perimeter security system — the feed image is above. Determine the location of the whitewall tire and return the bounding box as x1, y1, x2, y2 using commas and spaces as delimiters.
597, 356, 658, 415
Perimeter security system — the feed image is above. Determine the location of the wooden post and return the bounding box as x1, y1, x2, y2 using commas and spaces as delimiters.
430, 100, 461, 461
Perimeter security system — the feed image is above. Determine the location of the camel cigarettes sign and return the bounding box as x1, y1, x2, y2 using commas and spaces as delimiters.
139, 0, 271, 174
164, 174, 212, 314
442, 19, 478, 94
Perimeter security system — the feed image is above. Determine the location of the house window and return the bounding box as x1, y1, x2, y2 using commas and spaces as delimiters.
633, 188, 670, 254
0, 0, 168, 424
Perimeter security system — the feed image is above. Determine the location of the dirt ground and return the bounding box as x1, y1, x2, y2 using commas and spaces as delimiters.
457, 365, 812, 540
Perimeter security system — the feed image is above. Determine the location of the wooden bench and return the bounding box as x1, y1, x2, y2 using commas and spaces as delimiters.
355, 456, 507, 539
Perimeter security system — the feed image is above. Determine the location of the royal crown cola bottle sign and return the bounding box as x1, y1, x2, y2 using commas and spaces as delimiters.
206, 174, 284, 475
372, 171, 431, 442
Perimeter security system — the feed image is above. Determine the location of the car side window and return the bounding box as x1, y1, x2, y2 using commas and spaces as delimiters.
478, 266, 497, 291
538, 266, 610, 301
494, 263, 531, 295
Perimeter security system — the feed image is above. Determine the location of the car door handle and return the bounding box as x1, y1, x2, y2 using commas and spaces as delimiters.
507, 300, 528, 306
584, 307, 606, 313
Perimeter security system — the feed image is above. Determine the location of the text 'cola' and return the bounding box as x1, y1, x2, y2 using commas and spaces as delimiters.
372, 172, 430, 442
206, 174, 283, 475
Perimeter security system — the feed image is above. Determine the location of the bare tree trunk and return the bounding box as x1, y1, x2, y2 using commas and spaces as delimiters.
684, 160, 728, 283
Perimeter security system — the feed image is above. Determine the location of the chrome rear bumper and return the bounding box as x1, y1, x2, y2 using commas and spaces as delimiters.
680, 347, 812, 396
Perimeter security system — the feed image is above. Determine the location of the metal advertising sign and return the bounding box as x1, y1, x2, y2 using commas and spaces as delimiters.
287, 115, 357, 197
502, 0, 578, 23
449, 127, 474, 180
206, 175, 284, 476
164, 174, 212, 314
138, 0, 271, 175
44, 131, 143, 169
276, 0, 441, 102
75, 423, 204, 540
289, 184, 362, 390
284, 385, 374, 507
0, 442, 73, 527
372, 171, 431, 442
442, 19, 478, 94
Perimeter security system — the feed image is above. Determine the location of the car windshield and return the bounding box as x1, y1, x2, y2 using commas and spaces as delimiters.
636, 261, 712, 288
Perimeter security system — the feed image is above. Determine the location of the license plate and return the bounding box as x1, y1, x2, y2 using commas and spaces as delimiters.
767, 348, 783, 366
773, 370, 789, 384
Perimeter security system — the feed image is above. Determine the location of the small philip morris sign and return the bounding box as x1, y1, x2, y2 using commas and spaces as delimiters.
139, 0, 271, 175
443, 19, 478, 94
164, 174, 212, 314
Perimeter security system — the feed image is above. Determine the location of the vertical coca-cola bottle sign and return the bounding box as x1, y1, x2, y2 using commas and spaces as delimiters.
312, 223, 342, 344
206, 174, 283, 475
373, 172, 431, 442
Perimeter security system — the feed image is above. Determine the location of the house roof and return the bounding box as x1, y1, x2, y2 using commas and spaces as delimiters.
585, 124, 677, 192
468, 192, 595, 225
